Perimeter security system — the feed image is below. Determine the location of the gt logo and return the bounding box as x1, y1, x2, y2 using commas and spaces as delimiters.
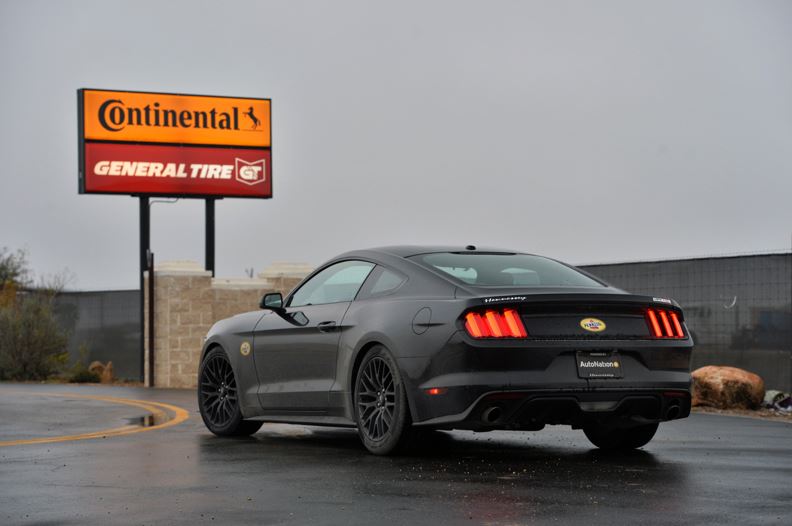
235, 158, 266, 185
239, 165, 261, 180
580, 318, 606, 332
240, 341, 251, 356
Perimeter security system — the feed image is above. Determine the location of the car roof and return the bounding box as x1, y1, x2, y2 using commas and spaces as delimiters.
296, 246, 622, 298
322, 246, 621, 296
351, 245, 527, 258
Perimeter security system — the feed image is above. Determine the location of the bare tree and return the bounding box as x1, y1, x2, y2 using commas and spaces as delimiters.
0, 247, 30, 288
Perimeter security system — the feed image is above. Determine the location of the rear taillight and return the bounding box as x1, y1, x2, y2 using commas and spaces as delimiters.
464, 308, 528, 339
645, 308, 685, 338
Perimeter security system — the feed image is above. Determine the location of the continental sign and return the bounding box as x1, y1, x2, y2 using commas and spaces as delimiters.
83, 143, 271, 198
80, 89, 270, 147
78, 89, 272, 198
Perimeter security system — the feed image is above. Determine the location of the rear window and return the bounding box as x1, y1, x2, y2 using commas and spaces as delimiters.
409, 252, 604, 288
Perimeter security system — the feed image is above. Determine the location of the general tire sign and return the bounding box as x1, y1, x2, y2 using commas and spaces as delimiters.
78, 89, 272, 198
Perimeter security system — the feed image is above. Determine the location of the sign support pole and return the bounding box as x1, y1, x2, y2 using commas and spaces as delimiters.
139, 196, 150, 384
147, 250, 155, 387
205, 198, 215, 276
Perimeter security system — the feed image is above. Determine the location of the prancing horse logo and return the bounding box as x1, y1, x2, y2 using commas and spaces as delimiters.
244, 106, 260, 130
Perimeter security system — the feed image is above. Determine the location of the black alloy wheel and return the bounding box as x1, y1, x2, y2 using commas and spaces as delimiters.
357, 356, 396, 441
198, 347, 262, 436
354, 346, 414, 455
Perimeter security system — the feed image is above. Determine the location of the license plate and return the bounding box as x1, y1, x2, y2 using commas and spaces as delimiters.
576, 351, 623, 379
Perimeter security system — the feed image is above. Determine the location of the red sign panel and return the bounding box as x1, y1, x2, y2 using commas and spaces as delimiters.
83, 143, 272, 198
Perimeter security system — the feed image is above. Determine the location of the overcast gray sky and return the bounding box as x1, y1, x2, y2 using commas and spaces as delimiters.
1, 0, 790, 290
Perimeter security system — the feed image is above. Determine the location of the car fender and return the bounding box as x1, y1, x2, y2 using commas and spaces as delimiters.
200, 310, 265, 416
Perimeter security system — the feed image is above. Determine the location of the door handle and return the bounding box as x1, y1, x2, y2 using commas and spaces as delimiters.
317, 321, 337, 333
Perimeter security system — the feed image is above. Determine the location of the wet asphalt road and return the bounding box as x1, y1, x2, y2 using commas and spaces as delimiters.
0, 383, 790, 525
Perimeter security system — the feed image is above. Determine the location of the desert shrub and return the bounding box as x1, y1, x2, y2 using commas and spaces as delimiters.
0, 292, 69, 380
67, 344, 100, 383
0, 248, 71, 381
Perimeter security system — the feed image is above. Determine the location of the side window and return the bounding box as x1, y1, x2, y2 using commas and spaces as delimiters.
358, 266, 407, 300
370, 268, 406, 296
288, 261, 374, 307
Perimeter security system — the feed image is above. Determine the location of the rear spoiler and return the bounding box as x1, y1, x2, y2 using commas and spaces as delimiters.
461, 291, 681, 310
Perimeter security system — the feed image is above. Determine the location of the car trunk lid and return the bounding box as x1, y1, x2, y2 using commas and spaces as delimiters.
463, 292, 686, 341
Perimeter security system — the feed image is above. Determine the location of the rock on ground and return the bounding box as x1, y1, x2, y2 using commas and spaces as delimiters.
692, 365, 765, 409
88, 361, 115, 384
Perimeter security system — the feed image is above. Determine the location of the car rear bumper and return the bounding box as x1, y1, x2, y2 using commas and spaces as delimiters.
400, 333, 693, 428
412, 387, 691, 430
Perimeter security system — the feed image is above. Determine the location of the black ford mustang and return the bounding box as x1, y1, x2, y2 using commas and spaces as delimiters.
198, 246, 693, 455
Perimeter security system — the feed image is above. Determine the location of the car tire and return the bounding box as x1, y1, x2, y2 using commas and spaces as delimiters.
198, 347, 263, 437
583, 422, 659, 450
354, 346, 415, 455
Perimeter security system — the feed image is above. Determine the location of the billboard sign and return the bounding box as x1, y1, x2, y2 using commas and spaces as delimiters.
78, 89, 272, 198
84, 143, 271, 198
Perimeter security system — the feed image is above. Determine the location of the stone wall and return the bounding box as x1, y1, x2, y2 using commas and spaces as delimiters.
143, 267, 304, 388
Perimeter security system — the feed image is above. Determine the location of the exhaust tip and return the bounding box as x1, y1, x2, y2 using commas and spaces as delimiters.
666, 404, 681, 420
482, 406, 503, 424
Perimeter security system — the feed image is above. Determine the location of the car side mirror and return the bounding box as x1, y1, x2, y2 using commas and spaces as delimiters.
260, 292, 284, 311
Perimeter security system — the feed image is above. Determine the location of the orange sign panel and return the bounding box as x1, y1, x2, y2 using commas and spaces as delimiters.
80, 89, 271, 147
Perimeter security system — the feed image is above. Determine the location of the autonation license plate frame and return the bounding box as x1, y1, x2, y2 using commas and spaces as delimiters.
576, 351, 623, 379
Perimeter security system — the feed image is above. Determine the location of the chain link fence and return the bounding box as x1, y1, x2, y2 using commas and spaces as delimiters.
50, 254, 792, 388
582, 253, 792, 390
54, 290, 141, 380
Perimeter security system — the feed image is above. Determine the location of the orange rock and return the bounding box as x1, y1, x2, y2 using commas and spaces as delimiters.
88, 361, 105, 376
100, 361, 114, 384
692, 366, 765, 409
88, 361, 114, 383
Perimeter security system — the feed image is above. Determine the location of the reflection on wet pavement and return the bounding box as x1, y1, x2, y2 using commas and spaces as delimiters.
1, 384, 789, 525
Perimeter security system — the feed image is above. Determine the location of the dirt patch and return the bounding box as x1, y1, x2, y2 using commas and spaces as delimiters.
692, 406, 792, 423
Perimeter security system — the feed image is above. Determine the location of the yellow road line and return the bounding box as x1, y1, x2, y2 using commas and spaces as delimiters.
0, 392, 190, 447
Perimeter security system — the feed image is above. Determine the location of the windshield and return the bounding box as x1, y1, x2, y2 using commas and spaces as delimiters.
409, 252, 605, 288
